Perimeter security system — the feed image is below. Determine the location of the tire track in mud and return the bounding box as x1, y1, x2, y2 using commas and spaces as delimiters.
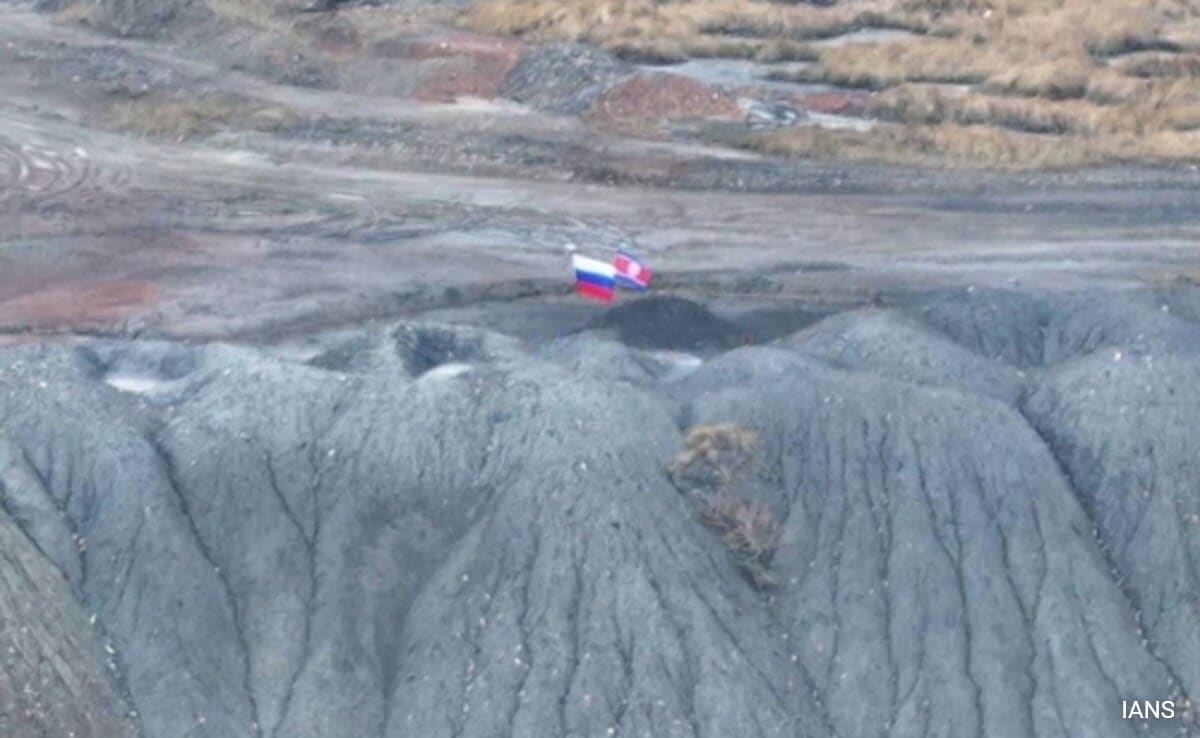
0, 134, 131, 208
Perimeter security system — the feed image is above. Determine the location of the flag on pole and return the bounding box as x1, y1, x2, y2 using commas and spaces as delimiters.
572, 254, 617, 302
613, 249, 651, 290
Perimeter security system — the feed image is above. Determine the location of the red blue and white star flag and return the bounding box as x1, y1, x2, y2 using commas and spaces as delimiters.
613, 249, 651, 290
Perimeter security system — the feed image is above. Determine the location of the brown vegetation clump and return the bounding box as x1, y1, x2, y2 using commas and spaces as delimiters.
669, 423, 783, 589
669, 422, 760, 491
693, 490, 783, 588
107, 94, 297, 140
753, 121, 1200, 169
871, 84, 1107, 134
463, 0, 1200, 168
460, 0, 913, 62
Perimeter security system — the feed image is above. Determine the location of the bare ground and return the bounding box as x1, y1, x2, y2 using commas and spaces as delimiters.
1, 2, 1199, 348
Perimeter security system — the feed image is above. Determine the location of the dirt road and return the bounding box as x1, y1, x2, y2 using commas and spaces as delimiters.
2, 2, 1199, 344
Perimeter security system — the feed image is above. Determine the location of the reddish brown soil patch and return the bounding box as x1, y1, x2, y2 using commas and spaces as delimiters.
301, 18, 364, 59
793, 89, 873, 116
412, 53, 521, 101
586, 73, 740, 133
0, 280, 159, 331
380, 32, 523, 102
386, 32, 524, 62
411, 58, 512, 101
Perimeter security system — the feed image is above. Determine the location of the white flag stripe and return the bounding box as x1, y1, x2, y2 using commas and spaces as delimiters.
573, 254, 617, 277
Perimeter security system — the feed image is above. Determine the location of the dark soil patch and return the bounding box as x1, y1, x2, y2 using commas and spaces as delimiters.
502, 42, 629, 115
592, 296, 742, 352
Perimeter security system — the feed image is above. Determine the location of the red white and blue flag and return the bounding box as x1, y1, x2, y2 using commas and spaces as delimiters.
613, 249, 651, 290
572, 254, 617, 302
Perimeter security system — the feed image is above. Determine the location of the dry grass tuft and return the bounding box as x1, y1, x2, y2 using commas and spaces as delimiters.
753, 122, 1200, 170
871, 85, 1110, 134
53, 1, 103, 26
107, 94, 298, 140
461, 0, 915, 61
816, 38, 989, 88
464, 0, 1200, 167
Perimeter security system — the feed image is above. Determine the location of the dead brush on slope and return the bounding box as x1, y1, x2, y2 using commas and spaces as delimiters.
694, 490, 783, 589
669, 423, 783, 589
668, 422, 760, 490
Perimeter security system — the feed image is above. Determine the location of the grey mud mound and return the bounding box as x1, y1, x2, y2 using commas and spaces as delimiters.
535, 334, 704, 387
916, 288, 1200, 368
0, 505, 139, 738
670, 346, 1187, 738
780, 308, 1026, 403
1025, 351, 1200, 715
1, 287, 1199, 738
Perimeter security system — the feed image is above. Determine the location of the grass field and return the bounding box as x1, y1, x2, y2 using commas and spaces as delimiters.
461, 0, 1200, 168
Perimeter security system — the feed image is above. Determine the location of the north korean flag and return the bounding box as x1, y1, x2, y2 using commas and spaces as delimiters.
613, 249, 651, 290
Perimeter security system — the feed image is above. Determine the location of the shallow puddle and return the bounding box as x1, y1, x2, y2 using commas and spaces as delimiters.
639, 58, 833, 96
811, 28, 918, 48
104, 372, 173, 395
651, 350, 704, 382
798, 111, 875, 132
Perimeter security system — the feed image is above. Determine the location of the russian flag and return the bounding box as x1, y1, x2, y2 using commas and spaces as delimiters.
572, 254, 617, 302
613, 249, 651, 290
